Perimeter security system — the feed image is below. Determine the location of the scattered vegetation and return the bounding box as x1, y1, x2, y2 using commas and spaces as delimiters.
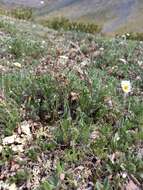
40, 17, 101, 34
0, 7, 8, 16
0, 7, 33, 20
0, 11, 143, 190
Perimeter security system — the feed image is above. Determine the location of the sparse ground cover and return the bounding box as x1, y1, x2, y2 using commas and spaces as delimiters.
0, 16, 143, 190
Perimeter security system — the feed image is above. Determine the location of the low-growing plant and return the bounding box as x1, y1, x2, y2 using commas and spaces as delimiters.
26, 148, 39, 161
9, 170, 30, 186
0, 20, 17, 34
1, 146, 14, 162
0, 97, 20, 136
8, 36, 43, 58
40, 180, 55, 190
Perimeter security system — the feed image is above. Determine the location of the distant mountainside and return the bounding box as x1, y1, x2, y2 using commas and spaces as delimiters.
38, 0, 143, 34
0, 0, 143, 34
0, 0, 43, 7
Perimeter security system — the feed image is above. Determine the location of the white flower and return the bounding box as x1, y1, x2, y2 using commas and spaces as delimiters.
126, 33, 130, 37
136, 76, 141, 80
121, 80, 131, 94
113, 133, 120, 142
122, 172, 127, 179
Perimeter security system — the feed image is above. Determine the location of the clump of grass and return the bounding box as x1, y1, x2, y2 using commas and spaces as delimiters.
7, 36, 44, 58
0, 20, 17, 34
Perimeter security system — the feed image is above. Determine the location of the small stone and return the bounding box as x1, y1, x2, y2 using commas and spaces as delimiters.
2, 135, 17, 145
9, 183, 17, 190
21, 121, 31, 137
11, 145, 24, 153
60, 173, 65, 181
90, 131, 99, 140
58, 55, 68, 65
0, 145, 3, 153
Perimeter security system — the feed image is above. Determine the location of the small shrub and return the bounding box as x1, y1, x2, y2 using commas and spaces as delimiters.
11, 7, 33, 20
0, 8, 9, 16
125, 32, 143, 41
40, 17, 101, 34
